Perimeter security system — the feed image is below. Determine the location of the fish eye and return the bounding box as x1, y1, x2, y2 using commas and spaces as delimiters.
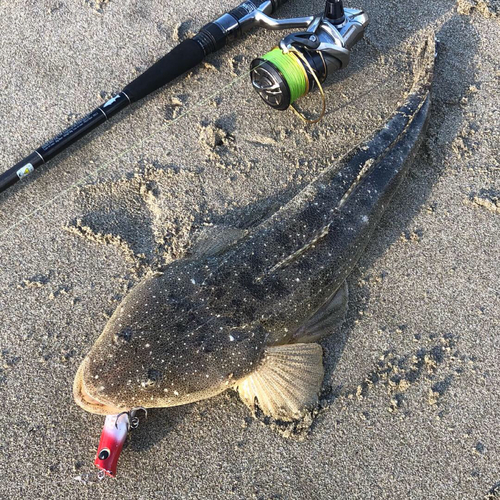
113, 328, 133, 345
98, 448, 110, 460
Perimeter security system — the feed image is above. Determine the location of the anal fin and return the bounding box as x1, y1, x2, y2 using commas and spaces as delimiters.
292, 281, 348, 343
237, 343, 324, 422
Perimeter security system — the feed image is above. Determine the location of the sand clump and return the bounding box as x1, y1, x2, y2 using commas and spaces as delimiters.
467, 190, 500, 214
255, 333, 476, 440
84, 0, 110, 14
457, 0, 500, 18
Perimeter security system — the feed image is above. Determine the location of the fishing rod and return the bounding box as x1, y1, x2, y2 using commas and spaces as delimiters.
0, 0, 301, 194
0, 0, 368, 196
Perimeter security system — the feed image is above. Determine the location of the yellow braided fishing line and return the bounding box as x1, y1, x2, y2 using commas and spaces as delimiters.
261, 48, 308, 104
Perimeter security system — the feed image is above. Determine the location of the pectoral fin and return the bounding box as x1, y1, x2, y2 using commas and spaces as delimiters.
237, 343, 324, 421
292, 281, 348, 343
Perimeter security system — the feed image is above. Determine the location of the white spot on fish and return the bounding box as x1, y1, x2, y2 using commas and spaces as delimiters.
229, 335, 235, 341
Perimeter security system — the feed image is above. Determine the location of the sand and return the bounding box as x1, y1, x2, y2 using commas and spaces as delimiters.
0, 0, 499, 498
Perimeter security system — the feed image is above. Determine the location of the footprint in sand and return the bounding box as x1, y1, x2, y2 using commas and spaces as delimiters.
65, 164, 199, 273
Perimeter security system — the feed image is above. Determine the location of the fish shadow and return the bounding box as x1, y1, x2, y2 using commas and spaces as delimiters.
353, 14, 480, 266
303, 14, 481, 433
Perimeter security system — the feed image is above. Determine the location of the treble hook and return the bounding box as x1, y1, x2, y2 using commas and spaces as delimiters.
129, 407, 148, 430
114, 407, 148, 430
114, 411, 131, 430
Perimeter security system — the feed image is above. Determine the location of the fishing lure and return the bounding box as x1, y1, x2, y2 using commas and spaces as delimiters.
94, 408, 146, 478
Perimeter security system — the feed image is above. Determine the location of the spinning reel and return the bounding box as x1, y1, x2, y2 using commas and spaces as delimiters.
249, 0, 369, 120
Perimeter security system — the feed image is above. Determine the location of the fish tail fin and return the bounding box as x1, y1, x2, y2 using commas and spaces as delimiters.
236, 343, 324, 421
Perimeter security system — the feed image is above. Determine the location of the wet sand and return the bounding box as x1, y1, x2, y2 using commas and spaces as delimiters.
0, 0, 499, 498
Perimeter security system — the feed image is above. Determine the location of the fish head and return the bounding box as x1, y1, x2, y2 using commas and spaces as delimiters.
74, 269, 264, 414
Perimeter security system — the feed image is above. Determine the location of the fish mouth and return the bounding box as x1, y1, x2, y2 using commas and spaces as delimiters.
73, 359, 125, 415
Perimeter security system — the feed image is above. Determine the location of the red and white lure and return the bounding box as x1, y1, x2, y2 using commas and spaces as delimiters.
94, 408, 146, 478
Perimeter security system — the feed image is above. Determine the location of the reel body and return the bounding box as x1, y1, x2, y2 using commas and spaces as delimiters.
250, 0, 369, 112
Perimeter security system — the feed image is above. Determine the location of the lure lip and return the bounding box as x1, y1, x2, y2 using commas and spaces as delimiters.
73, 360, 125, 415
94, 413, 130, 478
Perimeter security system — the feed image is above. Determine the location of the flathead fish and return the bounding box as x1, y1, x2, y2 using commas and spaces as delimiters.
74, 38, 434, 422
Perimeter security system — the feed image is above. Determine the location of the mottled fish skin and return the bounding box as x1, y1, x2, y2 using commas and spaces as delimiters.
74, 38, 435, 415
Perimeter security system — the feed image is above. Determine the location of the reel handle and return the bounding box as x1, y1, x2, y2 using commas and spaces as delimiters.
324, 0, 346, 24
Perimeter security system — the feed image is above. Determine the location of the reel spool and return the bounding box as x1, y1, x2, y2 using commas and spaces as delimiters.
250, 0, 369, 118
250, 43, 327, 111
